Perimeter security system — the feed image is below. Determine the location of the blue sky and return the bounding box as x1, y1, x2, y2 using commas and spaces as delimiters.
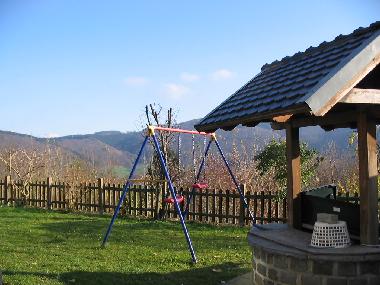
0, 1, 379, 137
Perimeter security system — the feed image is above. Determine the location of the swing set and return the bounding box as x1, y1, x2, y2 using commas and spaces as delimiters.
164, 131, 208, 208
101, 125, 257, 263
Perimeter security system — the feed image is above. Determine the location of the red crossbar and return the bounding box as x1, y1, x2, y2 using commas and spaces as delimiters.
152, 126, 213, 136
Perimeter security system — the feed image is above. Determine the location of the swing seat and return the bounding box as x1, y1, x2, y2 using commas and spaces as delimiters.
192, 182, 208, 189
164, 195, 184, 204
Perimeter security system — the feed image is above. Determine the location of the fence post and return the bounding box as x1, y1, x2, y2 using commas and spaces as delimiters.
154, 182, 164, 220
46, 177, 52, 210
4, 175, 11, 205
239, 184, 246, 226
162, 180, 167, 218
98, 178, 104, 215
154, 182, 159, 219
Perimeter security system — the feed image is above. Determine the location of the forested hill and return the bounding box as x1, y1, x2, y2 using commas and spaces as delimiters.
0, 119, 355, 172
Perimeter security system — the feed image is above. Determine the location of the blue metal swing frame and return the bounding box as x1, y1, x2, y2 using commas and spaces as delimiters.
101, 125, 258, 263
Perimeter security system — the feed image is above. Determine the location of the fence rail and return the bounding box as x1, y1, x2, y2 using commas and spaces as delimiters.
0, 176, 368, 225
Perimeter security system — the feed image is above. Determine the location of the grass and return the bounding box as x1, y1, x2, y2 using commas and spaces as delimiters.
0, 206, 251, 285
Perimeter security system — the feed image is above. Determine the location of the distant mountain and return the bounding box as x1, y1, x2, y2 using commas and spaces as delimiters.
0, 130, 42, 149
178, 119, 354, 153
52, 136, 136, 169
0, 119, 356, 175
0, 130, 139, 172
58, 131, 146, 155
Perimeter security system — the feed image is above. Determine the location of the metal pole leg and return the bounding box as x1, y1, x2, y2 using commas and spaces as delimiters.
102, 136, 149, 246
214, 139, 259, 226
183, 139, 213, 219
151, 134, 198, 263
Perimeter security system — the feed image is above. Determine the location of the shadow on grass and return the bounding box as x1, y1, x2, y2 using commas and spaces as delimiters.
39, 216, 220, 233
39, 215, 247, 236
3, 262, 247, 285
38, 218, 248, 251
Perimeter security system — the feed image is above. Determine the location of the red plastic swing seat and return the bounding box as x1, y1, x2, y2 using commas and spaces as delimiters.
192, 182, 208, 189
164, 195, 184, 204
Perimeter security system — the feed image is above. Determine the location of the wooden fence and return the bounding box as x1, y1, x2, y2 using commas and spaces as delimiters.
0, 176, 367, 226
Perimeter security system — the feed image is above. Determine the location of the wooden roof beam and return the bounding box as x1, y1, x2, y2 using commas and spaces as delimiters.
271, 110, 357, 130
270, 108, 380, 130
272, 114, 293, 123
339, 88, 380, 104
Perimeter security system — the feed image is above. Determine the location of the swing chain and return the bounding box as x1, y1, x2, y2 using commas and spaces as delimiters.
178, 133, 181, 173
192, 134, 196, 181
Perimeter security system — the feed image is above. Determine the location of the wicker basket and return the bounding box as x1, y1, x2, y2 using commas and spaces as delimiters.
311, 221, 350, 248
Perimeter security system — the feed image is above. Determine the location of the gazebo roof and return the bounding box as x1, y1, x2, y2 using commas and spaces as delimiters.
195, 21, 380, 132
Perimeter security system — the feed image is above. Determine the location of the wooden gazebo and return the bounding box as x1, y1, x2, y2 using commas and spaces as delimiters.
195, 21, 380, 245
195, 22, 380, 244
196, 22, 380, 284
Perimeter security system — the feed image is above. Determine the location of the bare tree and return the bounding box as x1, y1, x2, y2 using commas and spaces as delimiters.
0, 141, 105, 208
0, 147, 48, 204
144, 103, 180, 181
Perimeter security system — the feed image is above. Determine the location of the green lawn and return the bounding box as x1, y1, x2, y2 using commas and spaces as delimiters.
0, 206, 251, 285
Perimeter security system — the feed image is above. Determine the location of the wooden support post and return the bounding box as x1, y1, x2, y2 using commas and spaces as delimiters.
357, 112, 378, 245
239, 184, 246, 226
286, 126, 301, 228
4, 175, 10, 205
98, 178, 104, 215
46, 177, 52, 210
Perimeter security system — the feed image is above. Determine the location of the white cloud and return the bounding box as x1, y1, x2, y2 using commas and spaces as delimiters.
164, 83, 189, 100
123, 76, 148, 86
210, 69, 234, 80
180, 72, 200, 82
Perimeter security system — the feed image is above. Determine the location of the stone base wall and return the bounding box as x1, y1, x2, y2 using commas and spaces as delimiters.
251, 245, 380, 285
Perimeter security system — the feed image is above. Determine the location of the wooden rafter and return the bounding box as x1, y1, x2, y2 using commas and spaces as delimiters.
271, 110, 358, 130
271, 107, 380, 131
272, 114, 293, 123
339, 88, 380, 104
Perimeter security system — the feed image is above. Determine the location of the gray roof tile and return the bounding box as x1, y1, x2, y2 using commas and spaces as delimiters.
196, 21, 380, 132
